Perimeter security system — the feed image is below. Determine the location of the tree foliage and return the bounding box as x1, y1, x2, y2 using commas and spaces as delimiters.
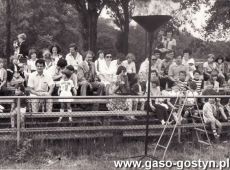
106, 0, 135, 54
65, 0, 106, 52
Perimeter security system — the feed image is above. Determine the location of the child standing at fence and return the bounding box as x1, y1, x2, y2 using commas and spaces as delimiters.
10, 84, 27, 128
58, 69, 77, 122
203, 96, 222, 139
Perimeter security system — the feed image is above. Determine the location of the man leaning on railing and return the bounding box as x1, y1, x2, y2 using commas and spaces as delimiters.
27, 59, 55, 113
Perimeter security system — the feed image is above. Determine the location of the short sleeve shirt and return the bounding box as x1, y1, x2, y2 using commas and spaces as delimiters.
59, 79, 74, 94
168, 64, 189, 80
66, 52, 83, 70
28, 71, 54, 94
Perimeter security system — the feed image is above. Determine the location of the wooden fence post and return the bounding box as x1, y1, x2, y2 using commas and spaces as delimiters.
16, 97, 21, 147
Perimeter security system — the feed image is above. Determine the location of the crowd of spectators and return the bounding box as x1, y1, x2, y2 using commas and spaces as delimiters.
2, 31, 230, 139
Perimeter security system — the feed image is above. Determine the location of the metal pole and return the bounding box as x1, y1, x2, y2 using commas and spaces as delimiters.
144, 32, 153, 155
16, 97, 21, 148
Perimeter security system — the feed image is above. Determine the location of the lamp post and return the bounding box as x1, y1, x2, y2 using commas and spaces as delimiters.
132, 15, 172, 159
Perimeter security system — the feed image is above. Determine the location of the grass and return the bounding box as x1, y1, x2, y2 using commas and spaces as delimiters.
0, 136, 230, 170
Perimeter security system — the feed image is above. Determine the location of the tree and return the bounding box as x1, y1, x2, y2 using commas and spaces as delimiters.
65, 0, 106, 53
5, 0, 11, 63
106, 0, 135, 54
5, 0, 81, 55
206, 0, 230, 35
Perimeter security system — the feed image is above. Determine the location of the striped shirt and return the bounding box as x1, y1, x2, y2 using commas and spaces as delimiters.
192, 79, 204, 93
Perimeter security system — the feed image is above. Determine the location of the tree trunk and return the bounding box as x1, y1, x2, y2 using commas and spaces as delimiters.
78, 13, 89, 52
88, 12, 98, 53
122, 0, 129, 55
6, 0, 11, 64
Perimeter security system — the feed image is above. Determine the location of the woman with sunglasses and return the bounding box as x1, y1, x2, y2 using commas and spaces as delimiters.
98, 53, 118, 88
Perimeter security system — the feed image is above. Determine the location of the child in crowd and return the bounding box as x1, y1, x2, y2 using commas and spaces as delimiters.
58, 69, 77, 122
202, 81, 217, 104
7, 55, 19, 82
184, 81, 199, 120
176, 71, 188, 92
192, 70, 204, 94
206, 70, 220, 92
130, 74, 145, 111
10, 71, 24, 87
27, 48, 37, 73
10, 84, 27, 128
0, 58, 8, 96
66, 65, 78, 92
203, 96, 222, 139
149, 79, 168, 125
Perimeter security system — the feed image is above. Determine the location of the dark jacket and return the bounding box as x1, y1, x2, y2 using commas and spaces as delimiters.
19, 41, 29, 63
7, 63, 24, 82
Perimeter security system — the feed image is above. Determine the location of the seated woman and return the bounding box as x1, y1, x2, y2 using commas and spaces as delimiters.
203, 54, 216, 81
215, 55, 228, 81
107, 66, 131, 112
49, 44, 62, 66
148, 78, 169, 125
27, 48, 37, 73
205, 69, 225, 92
97, 53, 119, 94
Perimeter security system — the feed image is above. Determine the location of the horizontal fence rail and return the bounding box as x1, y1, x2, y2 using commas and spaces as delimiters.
0, 95, 229, 99
0, 95, 229, 147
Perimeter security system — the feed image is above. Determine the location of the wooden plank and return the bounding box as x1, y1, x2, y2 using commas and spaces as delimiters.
52, 99, 108, 103
0, 113, 11, 118
25, 111, 147, 118
0, 99, 14, 103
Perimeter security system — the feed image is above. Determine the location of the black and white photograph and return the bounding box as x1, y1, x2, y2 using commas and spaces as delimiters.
0, 0, 230, 169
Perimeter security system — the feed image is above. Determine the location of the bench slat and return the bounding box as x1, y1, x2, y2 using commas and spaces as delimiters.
25, 111, 147, 118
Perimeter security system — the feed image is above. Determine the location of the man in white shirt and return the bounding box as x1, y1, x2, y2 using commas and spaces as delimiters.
27, 59, 55, 113
65, 43, 83, 71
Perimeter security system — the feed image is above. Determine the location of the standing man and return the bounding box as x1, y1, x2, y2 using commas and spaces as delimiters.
17, 33, 29, 63
28, 59, 55, 112
66, 43, 83, 71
